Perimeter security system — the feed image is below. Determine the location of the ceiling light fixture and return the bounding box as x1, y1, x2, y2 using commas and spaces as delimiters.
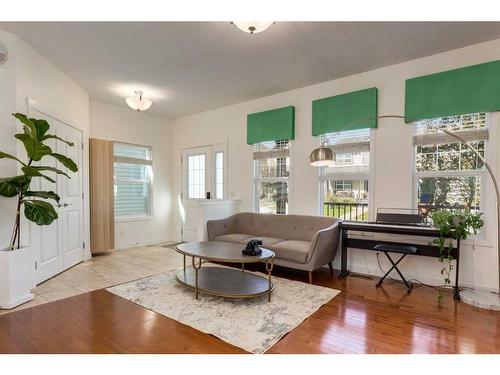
125, 90, 153, 112
231, 21, 275, 34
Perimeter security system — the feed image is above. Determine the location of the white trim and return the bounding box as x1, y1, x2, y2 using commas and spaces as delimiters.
317, 128, 375, 221
113, 142, 154, 219
26, 98, 90, 263
253, 139, 292, 214
411, 112, 499, 246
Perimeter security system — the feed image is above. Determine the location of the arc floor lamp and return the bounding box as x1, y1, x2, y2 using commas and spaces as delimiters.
310, 114, 500, 310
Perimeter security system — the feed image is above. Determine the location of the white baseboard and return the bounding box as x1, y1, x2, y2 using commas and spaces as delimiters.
113, 237, 172, 250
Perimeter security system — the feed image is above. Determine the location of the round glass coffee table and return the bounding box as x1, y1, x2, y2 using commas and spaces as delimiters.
174, 241, 275, 302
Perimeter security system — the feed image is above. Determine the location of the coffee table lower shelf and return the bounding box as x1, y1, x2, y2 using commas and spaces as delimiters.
175, 266, 274, 301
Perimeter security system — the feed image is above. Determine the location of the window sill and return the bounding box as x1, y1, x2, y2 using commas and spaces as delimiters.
115, 216, 155, 223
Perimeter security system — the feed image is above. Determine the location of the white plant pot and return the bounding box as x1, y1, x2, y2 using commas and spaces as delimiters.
0, 246, 34, 309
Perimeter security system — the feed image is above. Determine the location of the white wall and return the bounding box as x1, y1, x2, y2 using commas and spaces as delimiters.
170, 38, 500, 291
90, 100, 172, 249
0, 30, 90, 260
0, 31, 18, 249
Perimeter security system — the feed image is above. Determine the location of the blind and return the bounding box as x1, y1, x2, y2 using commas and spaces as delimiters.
113, 143, 152, 218
312, 87, 378, 136
413, 113, 488, 146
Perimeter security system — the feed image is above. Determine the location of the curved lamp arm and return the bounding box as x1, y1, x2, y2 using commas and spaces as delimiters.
310, 114, 500, 297
442, 129, 500, 297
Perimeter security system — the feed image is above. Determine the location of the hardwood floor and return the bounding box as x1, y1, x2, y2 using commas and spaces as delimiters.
0, 265, 498, 354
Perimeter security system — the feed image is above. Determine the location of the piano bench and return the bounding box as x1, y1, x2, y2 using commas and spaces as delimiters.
374, 243, 417, 294
373, 244, 417, 254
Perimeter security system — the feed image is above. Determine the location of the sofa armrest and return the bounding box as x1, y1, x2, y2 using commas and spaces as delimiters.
306, 221, 341, 268
206, 216, 235, 241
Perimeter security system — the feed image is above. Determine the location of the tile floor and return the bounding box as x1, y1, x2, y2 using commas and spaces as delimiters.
0, 244, 183, 316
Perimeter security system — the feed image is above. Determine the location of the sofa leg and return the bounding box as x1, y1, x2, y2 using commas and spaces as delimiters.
308, 271, 313, 284
328, 262, 333, 275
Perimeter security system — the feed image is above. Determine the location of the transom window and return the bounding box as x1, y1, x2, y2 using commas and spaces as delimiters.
253, 139, 290, 214
113, 143, 153, 219
319, 128, 371, 221
413, 112, 487, 217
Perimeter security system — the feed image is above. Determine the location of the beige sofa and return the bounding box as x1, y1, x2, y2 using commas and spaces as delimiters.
207, 212, 340, 283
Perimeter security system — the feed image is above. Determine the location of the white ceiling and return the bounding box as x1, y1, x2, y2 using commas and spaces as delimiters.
2, 22, 500, 118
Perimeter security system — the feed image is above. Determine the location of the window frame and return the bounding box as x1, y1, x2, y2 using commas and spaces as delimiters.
253, 139, 293, 214
113, 141, 154, 222
318, 128, 376, 221
411, 113, 497, 243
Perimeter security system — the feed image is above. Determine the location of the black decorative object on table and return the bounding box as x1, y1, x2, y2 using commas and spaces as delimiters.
242, 239, 263, 256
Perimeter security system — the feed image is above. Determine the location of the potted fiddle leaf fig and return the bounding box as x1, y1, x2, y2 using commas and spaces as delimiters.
431, 210, 484, 304
0, 113, 78, 309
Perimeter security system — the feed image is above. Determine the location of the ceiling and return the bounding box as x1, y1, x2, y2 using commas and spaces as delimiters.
2, 22, 500, 118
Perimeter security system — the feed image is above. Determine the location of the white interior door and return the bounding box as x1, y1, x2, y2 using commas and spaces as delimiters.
29, 109, 84, 284
181, 146, 212, 242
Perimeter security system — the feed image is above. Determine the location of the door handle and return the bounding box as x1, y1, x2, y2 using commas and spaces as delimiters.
58, 203, 72, 208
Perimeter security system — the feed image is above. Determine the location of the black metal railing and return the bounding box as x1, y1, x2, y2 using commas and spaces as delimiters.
323, 202, 369, 221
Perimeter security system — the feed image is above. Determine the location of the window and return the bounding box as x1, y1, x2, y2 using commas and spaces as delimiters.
253, 139, 290, 214
113, 143, 153, 219
319, 128, 371, 221
413, 113, 487, 217
215, 152, 224, 199
187, 154, 206, 199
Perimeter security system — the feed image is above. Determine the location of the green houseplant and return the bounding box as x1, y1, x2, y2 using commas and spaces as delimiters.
0, 113, 78, 251
430, 209, 484, 304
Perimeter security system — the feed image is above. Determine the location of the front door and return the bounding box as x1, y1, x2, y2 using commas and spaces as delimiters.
181, 146, 212, 242
29, 108, 85, 284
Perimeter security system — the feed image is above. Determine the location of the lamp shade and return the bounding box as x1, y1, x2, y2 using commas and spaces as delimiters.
232, 22, 274, 34
125, 90, 153, 112
309, 146, 334, 167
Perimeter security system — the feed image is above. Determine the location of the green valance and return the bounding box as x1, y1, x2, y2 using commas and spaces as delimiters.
312, 87, 378, 136
405, 60, 500, 123
247, 106, 295, 144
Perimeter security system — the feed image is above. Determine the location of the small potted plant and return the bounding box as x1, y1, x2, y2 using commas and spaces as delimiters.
430, 209, 484, 304
0, 113, 77, 309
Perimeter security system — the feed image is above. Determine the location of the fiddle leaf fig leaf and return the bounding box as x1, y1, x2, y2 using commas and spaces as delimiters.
23, 200, 58, 226
30, 118, 50, 138
13, 113, 37, 139
40, 134, 74, 147
15, 133, 52, 161
24, 190, 60, 203
0, 175, 32, 197
33, 166, 70, 178
0, 177, 20, 197
49, 153, 78, 172
0, 151, 27, 166
22, 166, 56, 183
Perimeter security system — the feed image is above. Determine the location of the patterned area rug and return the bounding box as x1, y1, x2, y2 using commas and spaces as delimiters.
107, 267, 340, 353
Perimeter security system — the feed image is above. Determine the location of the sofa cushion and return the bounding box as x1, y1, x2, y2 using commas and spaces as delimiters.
271, 240, 311, 263
214, 233, 254, 244
238, 236, 285, 248
232, 212, 335, 242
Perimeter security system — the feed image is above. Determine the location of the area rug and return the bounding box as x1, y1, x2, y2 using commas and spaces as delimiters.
106, 267, 340, 353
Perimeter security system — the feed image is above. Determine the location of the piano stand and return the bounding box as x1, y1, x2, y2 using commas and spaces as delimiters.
339, 221, 461, 301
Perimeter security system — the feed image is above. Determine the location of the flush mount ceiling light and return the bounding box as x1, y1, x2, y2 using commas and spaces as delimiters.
125, 90, 153, 112
231, 21, 275, 34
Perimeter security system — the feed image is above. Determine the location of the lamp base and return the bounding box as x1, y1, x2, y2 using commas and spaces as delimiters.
460, 289, 500, 311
